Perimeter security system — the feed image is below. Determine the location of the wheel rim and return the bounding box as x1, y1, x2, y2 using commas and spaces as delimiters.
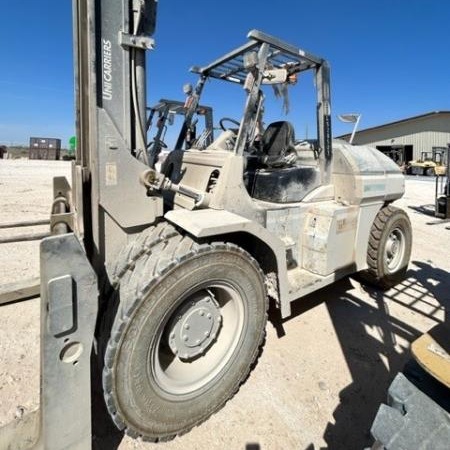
384, 227, 406, 273
150, 282, 245, 397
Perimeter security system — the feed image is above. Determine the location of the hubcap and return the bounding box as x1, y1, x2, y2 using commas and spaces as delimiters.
167, 290, 222, 360
151, 283, 245, 396
385, 227, 405, 273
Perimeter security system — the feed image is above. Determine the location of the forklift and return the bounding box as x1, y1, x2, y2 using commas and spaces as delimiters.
146, 97, 214, 168
0, 0, 412, 447
408, 151, 442, 176
435, 144, 450, 218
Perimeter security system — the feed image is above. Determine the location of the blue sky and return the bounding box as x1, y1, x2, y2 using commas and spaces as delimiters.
0, 0, 449, 146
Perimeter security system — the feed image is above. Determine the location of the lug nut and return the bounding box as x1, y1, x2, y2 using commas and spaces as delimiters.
183, 335, 188, 342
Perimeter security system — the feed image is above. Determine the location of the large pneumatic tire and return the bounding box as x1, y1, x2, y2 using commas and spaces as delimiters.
102, 222, 268, 442
362, 205, 412, 289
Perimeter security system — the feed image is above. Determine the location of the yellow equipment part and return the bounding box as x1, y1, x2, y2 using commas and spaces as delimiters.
435, 164, 447, 176
411, 323, 450, 389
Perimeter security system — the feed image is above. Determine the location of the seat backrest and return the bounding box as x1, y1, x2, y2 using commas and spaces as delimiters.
261, 121, 295, 167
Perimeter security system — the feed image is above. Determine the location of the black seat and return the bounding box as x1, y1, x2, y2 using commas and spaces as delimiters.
261, 121, 296, 167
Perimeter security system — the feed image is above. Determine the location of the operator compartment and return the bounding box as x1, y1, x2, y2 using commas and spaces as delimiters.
244, 122, 322, 203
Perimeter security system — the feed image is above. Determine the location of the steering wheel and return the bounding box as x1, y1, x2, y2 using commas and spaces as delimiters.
147, 139, 168, 150
219, 117, 240, 132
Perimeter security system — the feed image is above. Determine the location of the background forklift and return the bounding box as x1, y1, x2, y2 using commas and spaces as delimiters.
146, 97, 214, 168
435, 144, 450, 218
407, 150, 446, 176
0, 0, 412, 448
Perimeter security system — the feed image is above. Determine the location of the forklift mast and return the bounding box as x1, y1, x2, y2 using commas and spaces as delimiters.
73, 0, 162, 269
0, 2, 161, 449
435, 144, 450, 218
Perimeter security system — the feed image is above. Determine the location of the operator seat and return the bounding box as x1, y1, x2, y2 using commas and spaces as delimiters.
261, 121, 296, 167
245, 121, 321, 203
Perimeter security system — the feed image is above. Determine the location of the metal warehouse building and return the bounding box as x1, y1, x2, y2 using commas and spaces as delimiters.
338, 111, 450, 165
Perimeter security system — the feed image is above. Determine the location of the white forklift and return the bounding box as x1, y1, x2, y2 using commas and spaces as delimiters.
0, 0, 412, 448
146, 96, 214, 168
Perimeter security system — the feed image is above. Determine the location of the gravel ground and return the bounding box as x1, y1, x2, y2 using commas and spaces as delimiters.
0, 160, 449, 450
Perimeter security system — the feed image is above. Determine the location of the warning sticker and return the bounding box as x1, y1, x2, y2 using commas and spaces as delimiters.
105, 162, 118, 186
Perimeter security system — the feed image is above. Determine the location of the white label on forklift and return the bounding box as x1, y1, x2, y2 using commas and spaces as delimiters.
105, 162, 118, 186
364, 183, 385, 193
102, 39, 113, 100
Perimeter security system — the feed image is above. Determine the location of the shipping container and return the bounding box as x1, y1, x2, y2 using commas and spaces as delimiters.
29, 137, 61, 160
29, 148, 61, 160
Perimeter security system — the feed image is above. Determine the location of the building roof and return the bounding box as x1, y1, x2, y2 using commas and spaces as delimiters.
337, 110, 450, 139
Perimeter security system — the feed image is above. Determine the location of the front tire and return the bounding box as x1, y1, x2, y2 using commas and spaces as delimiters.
103, 227, 268, 441
362, 205, 412, 289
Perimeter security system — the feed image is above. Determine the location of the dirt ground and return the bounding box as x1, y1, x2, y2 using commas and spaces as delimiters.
0, 159, 449, 450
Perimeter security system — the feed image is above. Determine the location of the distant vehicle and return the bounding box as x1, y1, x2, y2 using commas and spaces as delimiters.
407, 151, 446, 176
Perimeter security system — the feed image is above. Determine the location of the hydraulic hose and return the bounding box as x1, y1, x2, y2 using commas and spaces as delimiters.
131, 1, 149, 165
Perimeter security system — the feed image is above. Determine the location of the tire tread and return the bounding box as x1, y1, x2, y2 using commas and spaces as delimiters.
362, 205, 411, 289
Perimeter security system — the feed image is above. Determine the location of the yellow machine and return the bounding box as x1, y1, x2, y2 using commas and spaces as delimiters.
408, 151, 438, 176
412, 324, 450, 390
408, 150, 447, 176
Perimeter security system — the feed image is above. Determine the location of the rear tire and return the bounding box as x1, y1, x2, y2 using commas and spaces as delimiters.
425, 167, 435, 176
102, 226, 268, 441
361, 205, 412, 289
